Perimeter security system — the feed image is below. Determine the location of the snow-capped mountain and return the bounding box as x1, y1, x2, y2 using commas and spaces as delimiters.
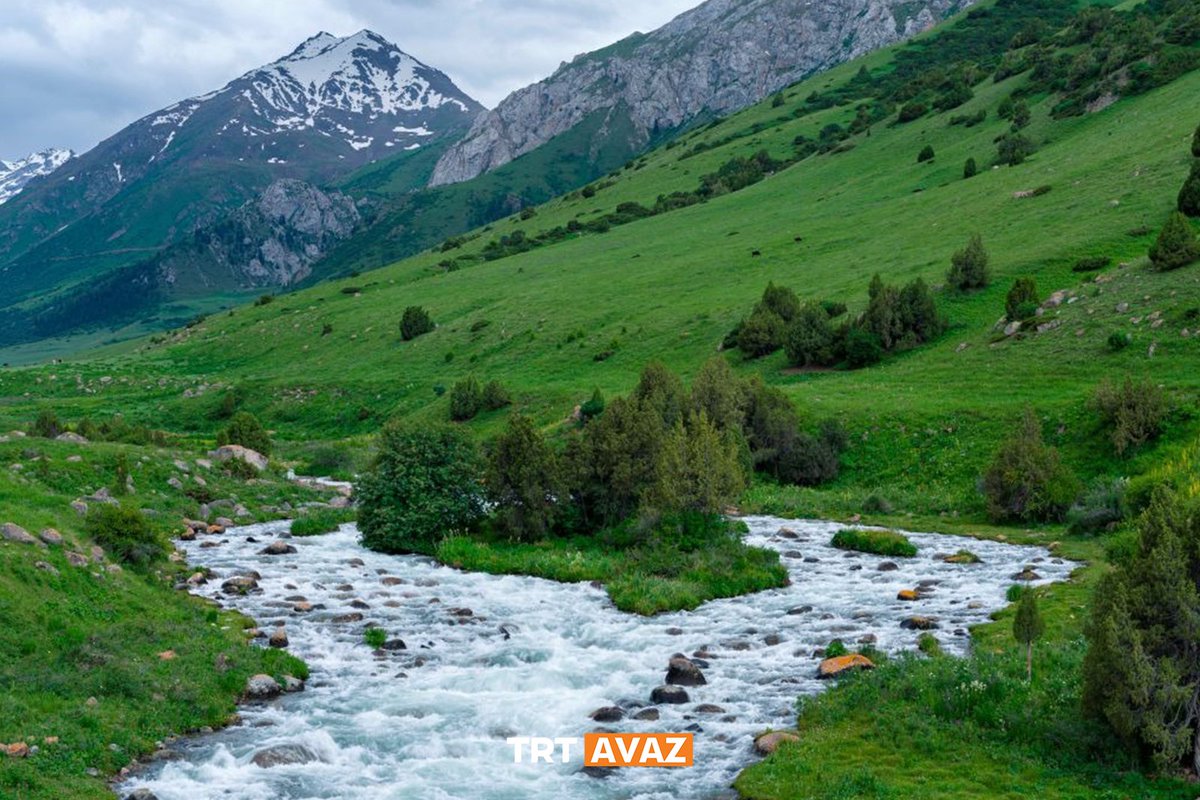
0, 148, 72, 204
0, 30, 481, 343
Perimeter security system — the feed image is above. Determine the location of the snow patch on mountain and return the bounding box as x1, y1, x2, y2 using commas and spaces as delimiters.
0, 148, 73, 204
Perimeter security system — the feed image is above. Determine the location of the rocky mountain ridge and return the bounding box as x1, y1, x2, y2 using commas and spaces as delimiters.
430, 0, 973, 186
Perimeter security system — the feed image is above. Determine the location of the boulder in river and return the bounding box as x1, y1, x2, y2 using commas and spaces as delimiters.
1011, 568, 1042, 581
590, 706, 624, 723
650, 686, 689, 704
877, 561, 899, 572
269, 629, 289, 649
244, 674, 282, 700
633, 707, 660, 721
221, 576, 258, 595
897, 589, 919, 601
753, 731, 800, 755
124, 790, 160, 800
901, 616, 938, 630
817, 654, 876, 679
250, 744, 320, 768
260, 541, 297, 556
666, 655, 707, 687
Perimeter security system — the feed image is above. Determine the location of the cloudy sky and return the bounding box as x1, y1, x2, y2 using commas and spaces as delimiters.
0, 0, 700, 158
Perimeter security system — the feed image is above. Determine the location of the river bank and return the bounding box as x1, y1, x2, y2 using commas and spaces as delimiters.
117, 515, 1073, 799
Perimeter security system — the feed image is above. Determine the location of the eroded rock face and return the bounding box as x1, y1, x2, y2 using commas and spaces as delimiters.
430, 0, 974, 186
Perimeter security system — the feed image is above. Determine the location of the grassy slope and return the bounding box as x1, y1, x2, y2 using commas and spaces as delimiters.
2, 46, 1196, 504
0, 437, 331, 800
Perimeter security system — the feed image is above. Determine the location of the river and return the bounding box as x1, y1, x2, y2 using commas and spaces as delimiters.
117, 516, 1074, 800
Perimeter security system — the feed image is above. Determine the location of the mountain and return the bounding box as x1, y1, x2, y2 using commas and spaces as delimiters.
0, 30, 482, 343
429, 0, 973, 186
0, 148, 72, 204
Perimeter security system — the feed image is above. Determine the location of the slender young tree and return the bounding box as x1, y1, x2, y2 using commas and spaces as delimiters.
1013, 589, 1045, 681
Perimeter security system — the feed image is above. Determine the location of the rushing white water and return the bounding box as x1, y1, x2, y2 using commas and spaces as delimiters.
117, 517, 1074, 800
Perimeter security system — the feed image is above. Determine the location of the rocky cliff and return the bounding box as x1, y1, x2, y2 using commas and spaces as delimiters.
430, 0, 972, 186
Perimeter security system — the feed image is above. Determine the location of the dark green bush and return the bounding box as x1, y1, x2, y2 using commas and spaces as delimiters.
1091, 376, 1170, 456
1072, 256, 1111, 272
217, 411, 271, 455
486, 414, 564, 541
85, 504, 167, 568
844, 327, 883, 368
947, 233, 991, 291
1067, 478, 1127, 535
1149, 211, 1200, 271
400, 306, 435, 341
981, 408, 1081, 523
449, 376, 483, 421
996, 133, 1036, 166
736, 305, 786, 359
917, 145, 936, 163
784, 304, 839, 367
963, 157, 979, 179
482, 380, 513, 412
1006, 277, 1039, 321
579, 389, 606, 423
31, 409, 61, 438
1177, 162, 1200, 218
1107, 331, 1132, 352
897, 102, 927, 122
357, 421, 484, 554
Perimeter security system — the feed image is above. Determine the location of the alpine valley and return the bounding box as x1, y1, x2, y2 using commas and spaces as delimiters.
3, 1, 1200, 800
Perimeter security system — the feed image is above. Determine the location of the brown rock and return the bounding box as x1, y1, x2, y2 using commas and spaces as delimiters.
817, 654, 876, 679
753, 731, 799, 755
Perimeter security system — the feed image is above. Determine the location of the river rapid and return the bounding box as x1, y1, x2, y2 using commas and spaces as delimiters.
117, 516, 1074, 800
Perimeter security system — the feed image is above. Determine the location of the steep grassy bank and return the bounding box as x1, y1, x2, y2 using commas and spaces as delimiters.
0, 435, 332, 800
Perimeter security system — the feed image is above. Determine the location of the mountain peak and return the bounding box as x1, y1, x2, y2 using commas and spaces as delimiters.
0, 147, 73, 204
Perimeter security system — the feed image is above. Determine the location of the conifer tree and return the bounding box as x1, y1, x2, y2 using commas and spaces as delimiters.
1149, 211, 1200, 271
1013, 589, 1045, 681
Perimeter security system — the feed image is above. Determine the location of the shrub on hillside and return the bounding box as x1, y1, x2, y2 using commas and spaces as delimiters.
481, 380, 513, 412
1072, 256, 1111, 273
1067, 477, 1128, 536
689, 358, 745, 433
579, 388, 606, 424
1091, 376, 1170, 456
449, 376, 483, 421
31, 408, 61, 438
1005, 277, 1040, 321
947, 233, 991, 291
217, 411, 271, 455
897, 102, 927, 122
400, 306, 435, 341
85, 504, 167, 568
1177, 161, 1200, 217
981, 408, 1081, 522
844, 327, 883, 368
964, 157, 979, 179
357, 421, 484, 554
736, 305, 786, 359
1149, 211, 1200, 271
486, 414, 563, 541
784, 304, 839, 367
918, 145, 936, 163
778, 420, 848, 486
996, 133, 1036, 166
1107, 330, 1132, 352
760, 282, 802, 323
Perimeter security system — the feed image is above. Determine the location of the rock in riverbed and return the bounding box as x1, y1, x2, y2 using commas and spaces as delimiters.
666, 654, 707, 686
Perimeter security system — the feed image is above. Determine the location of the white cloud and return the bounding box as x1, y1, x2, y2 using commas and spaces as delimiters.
0, 0, 698, 156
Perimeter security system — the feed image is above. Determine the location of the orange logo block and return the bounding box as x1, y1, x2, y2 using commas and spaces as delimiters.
583, 733, 694, 768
